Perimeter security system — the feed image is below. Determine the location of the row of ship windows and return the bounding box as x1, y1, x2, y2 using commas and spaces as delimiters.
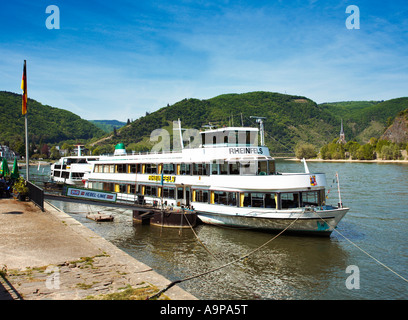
88, 182, 324, 209
93, 160, 276, 176
52, 171, 84, 179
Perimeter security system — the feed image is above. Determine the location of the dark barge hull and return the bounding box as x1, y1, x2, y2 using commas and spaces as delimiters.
132, 209, 198, 228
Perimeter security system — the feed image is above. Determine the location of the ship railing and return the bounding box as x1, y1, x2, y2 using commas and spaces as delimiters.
202, 143, 259, 148
116, 193, 137, 202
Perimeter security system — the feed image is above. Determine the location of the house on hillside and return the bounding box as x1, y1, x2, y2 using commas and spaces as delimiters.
0, 145, 18, 160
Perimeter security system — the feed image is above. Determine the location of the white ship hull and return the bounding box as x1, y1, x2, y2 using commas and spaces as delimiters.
196, 205, 349, 235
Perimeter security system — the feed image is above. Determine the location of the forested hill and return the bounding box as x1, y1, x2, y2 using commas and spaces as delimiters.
99, 92, 408, 153
2, 90, 407, 155
319, 98, 408, 143
0, 91, 104, 147
101, 92, 340, 153
89, 120, 126, 133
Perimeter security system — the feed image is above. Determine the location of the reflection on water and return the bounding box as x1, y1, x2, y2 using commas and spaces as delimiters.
48, 160, 408, 300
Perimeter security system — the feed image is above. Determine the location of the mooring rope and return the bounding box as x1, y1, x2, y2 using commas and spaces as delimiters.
313, 211, 408, 284
147, 212, 303, 300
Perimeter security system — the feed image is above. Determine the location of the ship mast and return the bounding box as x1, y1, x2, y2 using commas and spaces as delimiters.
250, 116, 266, 146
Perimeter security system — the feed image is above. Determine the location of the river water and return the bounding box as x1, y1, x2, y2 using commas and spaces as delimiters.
44, 160, 408, 300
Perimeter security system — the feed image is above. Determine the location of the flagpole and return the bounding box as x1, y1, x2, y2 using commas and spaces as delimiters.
25, 108, 29, 181
22, 59, 29, 181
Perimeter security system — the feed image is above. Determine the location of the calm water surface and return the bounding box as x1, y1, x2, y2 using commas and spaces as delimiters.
47, 160, 408, 300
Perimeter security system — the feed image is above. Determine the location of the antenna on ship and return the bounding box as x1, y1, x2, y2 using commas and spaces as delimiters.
250, 116, 266, 146
178, 118, 184, 150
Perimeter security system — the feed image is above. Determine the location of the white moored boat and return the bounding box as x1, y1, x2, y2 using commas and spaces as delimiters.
82, 120, 349, 236
50, 145, 102, 186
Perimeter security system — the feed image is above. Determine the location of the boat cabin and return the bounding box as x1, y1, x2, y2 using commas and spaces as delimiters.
200, 127, 259, 147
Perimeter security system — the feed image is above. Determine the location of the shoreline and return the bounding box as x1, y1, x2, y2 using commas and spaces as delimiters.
0, 198, 196, 300
284, 157, 408, 164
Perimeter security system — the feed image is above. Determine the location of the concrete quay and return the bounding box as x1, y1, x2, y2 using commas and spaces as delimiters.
0, 198, 196, 300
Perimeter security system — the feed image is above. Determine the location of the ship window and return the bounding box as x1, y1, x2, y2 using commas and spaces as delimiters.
281, 193, 300, 209
241, 192, 276, 208
72, 172, 84, 179
243, 193, 251, 207
228, 131, 238, 145
229, 162, 239, 175
136, 184, 143, 194
251, 193, 264, 207
145, 185, 157, 196
265, 193, 276, 208
163, 163, 175, 174
129, 184, 137, 194
61, 171, 69, 179
240, 161, 256, 175
177, 187, 184, 199
228, 192, 237, 206
212, 191, 236, 206
219, 162, 228, 175
103, 183, 114, 192
129, 164, 137, 173
192, 163, 208, 175
163, 187, 175, 199
116, 164, 127, 173
180, 163, 191, 175
214, 191, 228, 205
145, 164, 157, 174
211, 161, 219, 175
118, 184, 127, 193
301, 191, 319, 206
268, 160, 275, 175
102, 164, 114, 173
91, 182, 103, 190
258, 161, 268, 175
194, 190, 209, 203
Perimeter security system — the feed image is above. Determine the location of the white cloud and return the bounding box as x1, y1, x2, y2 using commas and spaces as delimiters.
1, 0, 407, 122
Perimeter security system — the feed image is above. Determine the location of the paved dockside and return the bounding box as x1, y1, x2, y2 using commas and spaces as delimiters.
0, 198, 196, 300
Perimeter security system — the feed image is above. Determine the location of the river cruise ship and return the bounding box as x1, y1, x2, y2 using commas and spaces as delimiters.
82, 122, 349, 235
50, 145, 102, 185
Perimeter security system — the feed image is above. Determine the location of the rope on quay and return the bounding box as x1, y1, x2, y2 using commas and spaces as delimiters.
147, 212, 303, 300
313, 211, 408, 284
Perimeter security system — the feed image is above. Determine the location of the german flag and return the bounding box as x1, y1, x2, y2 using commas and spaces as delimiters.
21, 60, 27, 115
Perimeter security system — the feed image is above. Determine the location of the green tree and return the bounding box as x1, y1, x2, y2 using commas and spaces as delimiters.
320, 144, 330, 159
295, 143, 317, 159
345, 141, 360, 159
61, 143, 73, 156
328, 142, 346, 159
379, 144, 401, 160
49, 146, 60, 159
92, 144, 114, 155
355, 144, 375, 160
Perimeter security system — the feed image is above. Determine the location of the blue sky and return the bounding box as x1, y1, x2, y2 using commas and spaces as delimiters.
1, 0, 407, 121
